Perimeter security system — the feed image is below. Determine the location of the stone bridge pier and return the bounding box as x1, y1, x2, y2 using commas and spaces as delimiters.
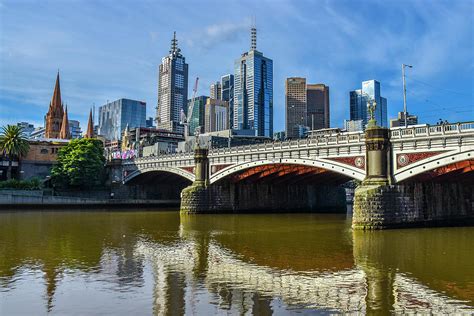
353, 125, 474, 230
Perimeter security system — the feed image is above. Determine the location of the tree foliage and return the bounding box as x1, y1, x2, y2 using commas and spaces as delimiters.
0, 125, 30, 180
51, 138, 106, 189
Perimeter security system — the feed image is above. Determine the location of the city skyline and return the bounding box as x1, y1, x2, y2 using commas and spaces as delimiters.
0, 1, 473, 132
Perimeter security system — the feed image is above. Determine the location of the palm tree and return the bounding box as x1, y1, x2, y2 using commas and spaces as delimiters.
0, 125, 30, 180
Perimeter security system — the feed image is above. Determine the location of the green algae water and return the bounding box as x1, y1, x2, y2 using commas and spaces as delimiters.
0, 210, 473, 314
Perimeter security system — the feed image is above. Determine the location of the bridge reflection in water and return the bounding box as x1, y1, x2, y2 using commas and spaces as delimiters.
0, 212, 473, 314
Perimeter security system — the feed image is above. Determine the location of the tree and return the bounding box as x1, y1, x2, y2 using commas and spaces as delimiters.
51, 138, 106, 189
0, 125, 30, 180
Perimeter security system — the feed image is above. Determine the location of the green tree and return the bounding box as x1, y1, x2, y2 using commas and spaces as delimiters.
0, 125, 30, 180
51, 138, 106, 189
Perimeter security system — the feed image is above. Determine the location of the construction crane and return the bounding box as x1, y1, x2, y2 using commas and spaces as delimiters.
181, 76, 199, 140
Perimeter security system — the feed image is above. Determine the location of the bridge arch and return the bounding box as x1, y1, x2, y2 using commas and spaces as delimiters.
210, 158, 365, 184
394, 150, 474, 183
124, 166, 195, 184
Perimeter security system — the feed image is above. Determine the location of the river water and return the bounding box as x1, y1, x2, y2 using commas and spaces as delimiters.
0, 210, 473, 315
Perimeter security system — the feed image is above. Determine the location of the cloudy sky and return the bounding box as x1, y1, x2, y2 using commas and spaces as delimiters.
0, 0, 473, 132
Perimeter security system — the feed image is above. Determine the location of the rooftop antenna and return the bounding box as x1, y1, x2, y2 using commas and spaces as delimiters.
170, 31, 180, 55
250, 17, 257, 51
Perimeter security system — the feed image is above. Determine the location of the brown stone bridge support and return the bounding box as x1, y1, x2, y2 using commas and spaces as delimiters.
352, 125, 474, 230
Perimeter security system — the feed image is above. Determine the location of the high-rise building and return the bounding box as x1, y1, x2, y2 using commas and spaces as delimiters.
68, 120, 82, 139
210, 82, 221, 100
156, 32, 189, 134
16, 122, 35, 137
285, 78, 330, 138
187, 96, 208, 136
285, 77, 307, 139
146, 117, 155, 128
307, 84, 330, 130
44, 72, 70, 139
221, 74, 234, 129
98, 98, 146, 140
234, 26, 273, 137
390, 112, 419, 128
344, 119, 364, 132
205, 99, 228, 133
350, 80, 387, 129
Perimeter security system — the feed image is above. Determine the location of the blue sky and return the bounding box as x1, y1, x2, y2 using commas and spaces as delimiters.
0, 0, 473, 132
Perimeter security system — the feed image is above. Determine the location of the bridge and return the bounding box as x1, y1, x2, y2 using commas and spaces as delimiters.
113, 122, 474, 229
121, 122, 474, 185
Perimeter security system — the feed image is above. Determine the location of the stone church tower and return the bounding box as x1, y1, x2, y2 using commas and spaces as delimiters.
45, 72, 70, 139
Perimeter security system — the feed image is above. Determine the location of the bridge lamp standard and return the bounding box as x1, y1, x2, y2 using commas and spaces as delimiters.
402, 64, 413, 128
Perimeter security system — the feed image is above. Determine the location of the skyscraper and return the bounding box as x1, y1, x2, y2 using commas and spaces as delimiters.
156, 32, 189, 134
221, 74, 234, 129
98, 98, 146, 140
286, 79, 330, 138
187, 96, 208, 136
205, 99, 228, 133
350, 80, 388, 128
210, 82, 221, 100
307, 84, 330, 130
285, 77, 307, 139
234, 26, 273, 137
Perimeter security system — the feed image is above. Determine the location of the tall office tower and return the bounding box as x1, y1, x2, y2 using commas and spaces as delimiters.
210, 81, 222, 100
350, 79, 388, 129
234, 26, 273, 137
98, 98, 146, 140
285, 77, 307, 139
307, 84, 330, 130
221, 74, 234, 129
187, 96, 208, 136
205, 99, 228, 133
156, 32, 189, 134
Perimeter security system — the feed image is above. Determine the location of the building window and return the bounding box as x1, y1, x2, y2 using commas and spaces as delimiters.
41, 149, 48, 154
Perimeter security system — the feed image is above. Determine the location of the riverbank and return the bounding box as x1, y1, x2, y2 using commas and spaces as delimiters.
0, 190, 180, 209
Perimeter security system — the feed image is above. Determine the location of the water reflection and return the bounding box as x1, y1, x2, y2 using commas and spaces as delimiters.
0, 211, 472, 314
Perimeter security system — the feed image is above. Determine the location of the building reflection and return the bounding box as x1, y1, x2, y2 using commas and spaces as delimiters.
0, 212, 473, 314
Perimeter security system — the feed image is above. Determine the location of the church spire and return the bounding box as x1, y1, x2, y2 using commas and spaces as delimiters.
85, 109, 94, 138
59, 105, 71, 139
45, 71, 65, 139
51, 71, 62, 112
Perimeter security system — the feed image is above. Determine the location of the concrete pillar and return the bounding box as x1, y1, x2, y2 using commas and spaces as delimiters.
364, 126, 390, 185
193, 147, 209, 186
353, 125, 393, 229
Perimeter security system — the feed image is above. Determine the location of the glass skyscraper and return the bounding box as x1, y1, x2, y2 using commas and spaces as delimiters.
187, 96, 208, 136
156, 32, 188, 134
350, 80, 387, 129
234, 27, 273, 137
221, 74, 234, 129
98, 98, 146, 140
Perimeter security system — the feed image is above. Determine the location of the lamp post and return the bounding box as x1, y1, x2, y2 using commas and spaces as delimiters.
402, 64, 413, 128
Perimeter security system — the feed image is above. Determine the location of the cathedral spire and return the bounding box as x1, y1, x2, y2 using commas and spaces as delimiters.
45, 71, 65, 139
85, 109, 94, 138
59, 105, 71, 139
51, 71, 62, 112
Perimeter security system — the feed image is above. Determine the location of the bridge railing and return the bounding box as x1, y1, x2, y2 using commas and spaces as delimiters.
390, 121, 474, 138
208, 131, 365, 156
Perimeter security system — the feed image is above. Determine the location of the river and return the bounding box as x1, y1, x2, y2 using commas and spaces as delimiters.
0, 210, 473, 315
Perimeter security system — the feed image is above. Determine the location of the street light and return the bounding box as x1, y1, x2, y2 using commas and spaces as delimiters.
402, 64, 413, 128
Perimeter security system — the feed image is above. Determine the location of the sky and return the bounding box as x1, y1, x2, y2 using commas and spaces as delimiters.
0, 0, 473, 133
